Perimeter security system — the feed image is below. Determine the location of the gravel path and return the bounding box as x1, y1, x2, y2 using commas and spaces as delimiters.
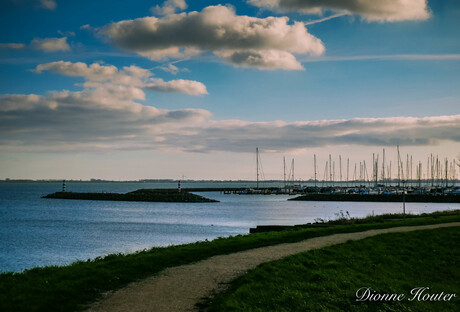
86, 222, 460, 312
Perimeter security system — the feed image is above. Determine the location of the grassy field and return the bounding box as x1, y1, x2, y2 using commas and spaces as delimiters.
1, 210, 459, 312
200, 227, 460, 312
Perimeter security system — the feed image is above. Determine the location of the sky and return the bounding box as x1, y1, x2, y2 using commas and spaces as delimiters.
0, 0, 459, 181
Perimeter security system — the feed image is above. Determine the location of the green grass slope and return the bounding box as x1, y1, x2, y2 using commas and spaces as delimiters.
201, 227, 460, 311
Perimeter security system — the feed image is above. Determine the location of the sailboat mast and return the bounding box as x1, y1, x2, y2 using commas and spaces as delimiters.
419, 161, 422, 187
389, 161, 392, 186
314, 154, 317, 188
353, 163, 357, 184
292, 159, 295, 183
324, 162, 328, 187
347, 158, 349, 187
256, 147, 259, 189
431, 154, 434, 186
446, 158, 449, 188
375, 154, 379, 187
329, 154, 332, 186
333, 161, 335, 184
406, 154, 409, 183
363, 160, 368, 187
373, 153, 375, 186
382, 148, 386, 186
397, 145, 401, 187
339, 155, 342, 184
283, 156, 286, 189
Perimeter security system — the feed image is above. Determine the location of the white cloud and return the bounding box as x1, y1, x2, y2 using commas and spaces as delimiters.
137, 47, 201, 61
160, 63, 180, 74
0, 43, 26, 49
57, 30, 76, 37
151, 0, 187, 16
248, 0, 430, 22
40, 0, 56, 10
31, 37, 70, 52
146, 78, 208, 95
215, 49, 304, 70
100, 5, 324, 70
80, 24, 92, 30
36, 61, 117, 78
159, 63, 190, 75
34, 61, 207, 96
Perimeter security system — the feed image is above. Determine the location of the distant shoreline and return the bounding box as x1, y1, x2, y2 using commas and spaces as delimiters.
2, 179, 459, 184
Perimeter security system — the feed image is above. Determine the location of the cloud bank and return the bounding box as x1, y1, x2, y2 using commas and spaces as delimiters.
1, 62, 458, 153
248, 0, 430, 22
100, 5, 324, 70
170, 116, 460, 153
1, 82, 458, 153
0, 91, 211, 152
1, 62, 211, 151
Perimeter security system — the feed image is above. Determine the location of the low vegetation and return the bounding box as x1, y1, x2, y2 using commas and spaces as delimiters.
201, 226, 460, 311
0, 210, 459, 312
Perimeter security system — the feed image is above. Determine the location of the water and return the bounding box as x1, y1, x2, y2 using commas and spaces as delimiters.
1, 181, 458, 273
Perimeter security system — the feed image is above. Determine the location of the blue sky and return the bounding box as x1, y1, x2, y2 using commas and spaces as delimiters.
0, 0, 459, 180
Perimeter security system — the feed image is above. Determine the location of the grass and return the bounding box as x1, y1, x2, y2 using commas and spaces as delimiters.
200, 227, 460, 312
1, 210, 460, 312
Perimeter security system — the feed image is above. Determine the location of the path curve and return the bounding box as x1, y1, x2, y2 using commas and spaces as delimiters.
86, 222, 460, 312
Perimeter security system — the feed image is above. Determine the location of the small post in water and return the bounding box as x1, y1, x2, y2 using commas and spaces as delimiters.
62, 180, 66, 192
178, 180, 181, 193
402, 189, 406, 218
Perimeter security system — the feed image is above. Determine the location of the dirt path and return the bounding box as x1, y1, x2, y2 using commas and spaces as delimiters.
86, 222, 460, 312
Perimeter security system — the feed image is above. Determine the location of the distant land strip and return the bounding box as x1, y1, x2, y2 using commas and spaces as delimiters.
42, 189, 219, 203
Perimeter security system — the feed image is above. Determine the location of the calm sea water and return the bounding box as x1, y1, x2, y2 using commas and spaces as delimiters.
1, 181, 458, 273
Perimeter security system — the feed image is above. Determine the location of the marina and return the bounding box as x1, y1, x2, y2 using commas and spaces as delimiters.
236, 146, 460, 195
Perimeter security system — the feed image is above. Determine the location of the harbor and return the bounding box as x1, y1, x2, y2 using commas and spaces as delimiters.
192, 146, 460, 201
